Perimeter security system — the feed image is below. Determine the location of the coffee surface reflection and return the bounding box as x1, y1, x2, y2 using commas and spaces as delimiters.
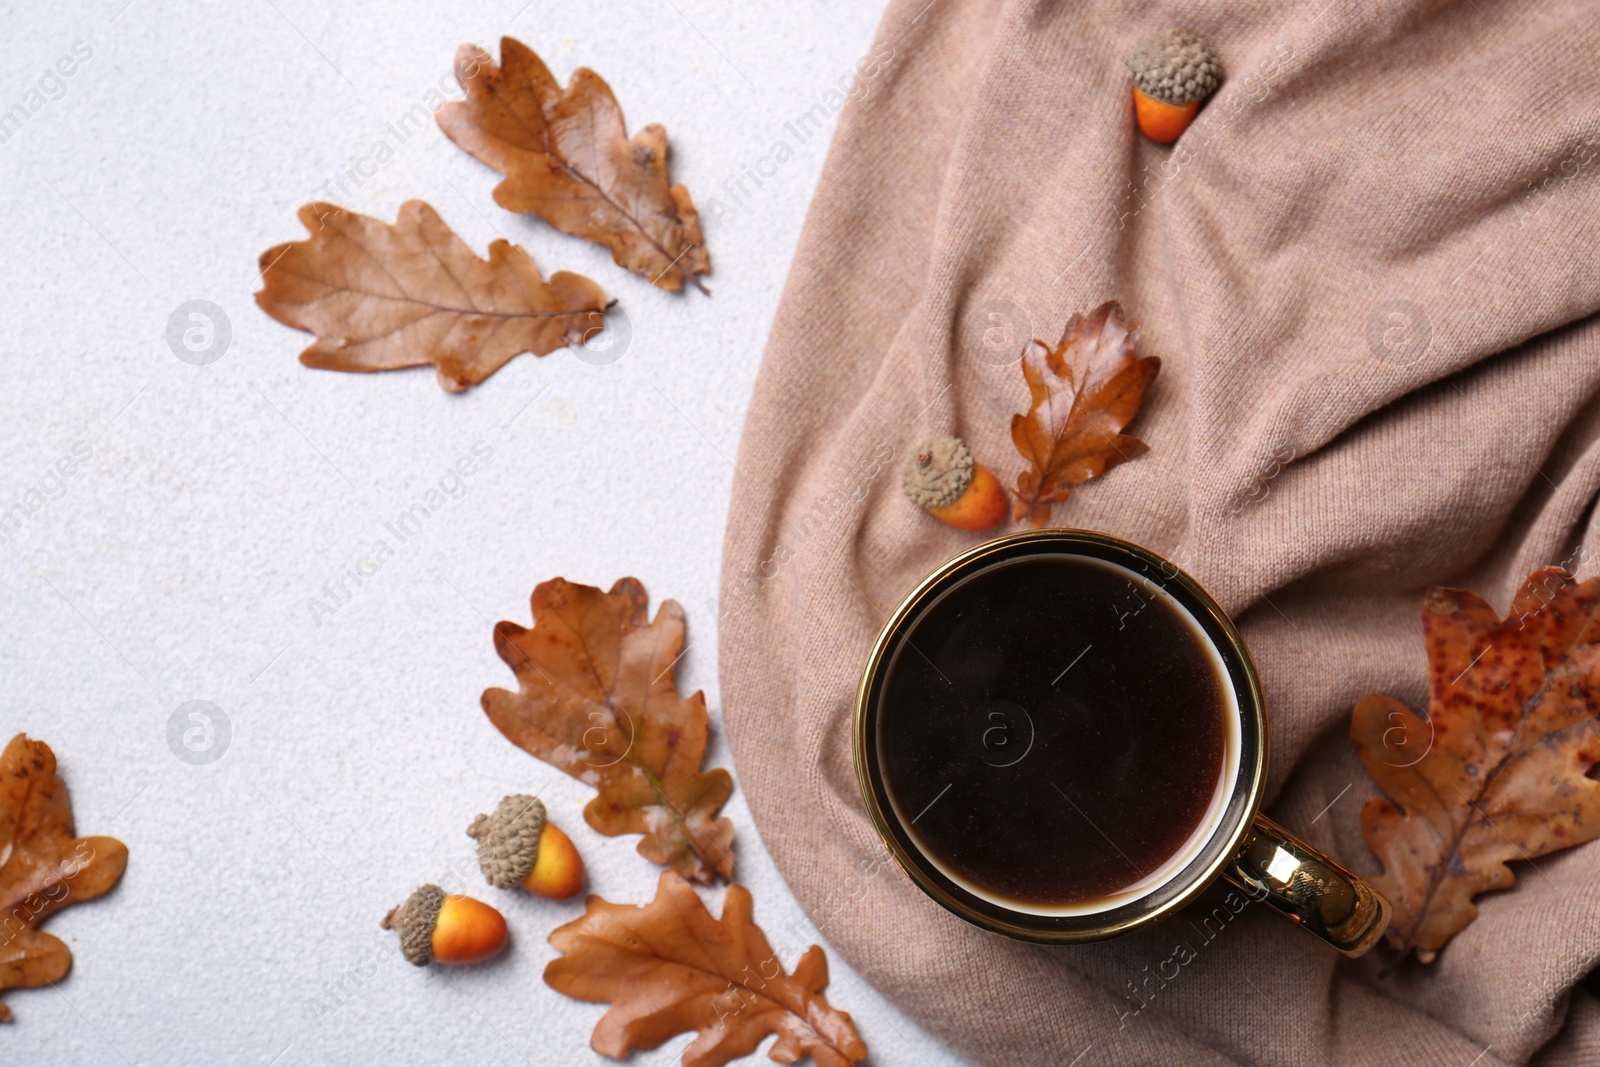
877, 555, 1231, 911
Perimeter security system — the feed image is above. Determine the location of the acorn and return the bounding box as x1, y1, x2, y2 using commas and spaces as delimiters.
1126, 29, 1222, 144
381, 884, 507, 966
902, 436, 1008, 532
467, 794, 586, 900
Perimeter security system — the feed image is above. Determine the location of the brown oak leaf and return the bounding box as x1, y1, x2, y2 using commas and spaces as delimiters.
547, 872, 867, 1067
255, 200, 607, 391
0, 734, 128, 1021
1352, 567, 1600, 962
482, 578, 734, 883
1010, 301, 1160, 527
437, 37, 710, 293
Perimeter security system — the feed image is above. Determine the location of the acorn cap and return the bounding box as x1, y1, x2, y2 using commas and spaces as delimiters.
903, 436, 975, 510
467, 794, 547, 890
1127, 29, 1222, 106
381, 883, 445, 966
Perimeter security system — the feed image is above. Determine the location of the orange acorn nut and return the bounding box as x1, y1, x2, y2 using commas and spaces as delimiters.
903, 436, 1008, 532
1126, 29, 1222, 144
468, 794, 586, 900
381, 885, 507, 966
1133, 93, 1200, 146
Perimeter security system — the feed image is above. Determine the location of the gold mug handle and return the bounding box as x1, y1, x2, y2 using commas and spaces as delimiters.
1223, 814, 1390, 957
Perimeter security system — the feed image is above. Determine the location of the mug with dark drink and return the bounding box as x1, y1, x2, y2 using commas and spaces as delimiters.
854, 529, 1389, 954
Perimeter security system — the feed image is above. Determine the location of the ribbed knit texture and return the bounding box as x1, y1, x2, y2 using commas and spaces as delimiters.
718, 1, 1600, 1064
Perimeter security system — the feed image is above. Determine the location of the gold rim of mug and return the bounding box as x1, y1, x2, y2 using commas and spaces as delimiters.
853, 528, 1269, 944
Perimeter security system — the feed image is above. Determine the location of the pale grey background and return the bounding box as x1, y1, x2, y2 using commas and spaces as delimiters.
0, 1, 974, 1063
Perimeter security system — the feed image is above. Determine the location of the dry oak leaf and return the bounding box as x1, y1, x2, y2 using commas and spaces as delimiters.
255, 200, 607, 392
0, 734, 128, 1022
437, 37, 710, 293
483, 578, 734, 883
1352, 567, 1600, 963
547, 872, 867, 1067
1010, 301, 1160, 527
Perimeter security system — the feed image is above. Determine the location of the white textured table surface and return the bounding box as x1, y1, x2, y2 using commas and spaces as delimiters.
0, 2, 972, 1063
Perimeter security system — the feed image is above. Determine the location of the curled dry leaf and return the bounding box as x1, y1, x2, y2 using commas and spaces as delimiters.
547, 872, 867, 1067
1352, 567, 1600, 962
255, 200, 607, 392
437, 37, 710, 293
482, 578, 734, 883
0, 734, 128, 1021
1009, 301, 1160, 527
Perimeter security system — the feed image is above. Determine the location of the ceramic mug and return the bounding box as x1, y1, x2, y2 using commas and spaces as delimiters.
854, 529, 1390, 955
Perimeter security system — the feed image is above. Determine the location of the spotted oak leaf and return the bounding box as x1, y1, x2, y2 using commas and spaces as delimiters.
437, 37, 710, 293
483, 578, 734, 883
255, 200, 607, 391
1010, 301, 1160, 527
1352, 567, 1600, 962
547, 872, 867, 1067
0, 735, 128, 1021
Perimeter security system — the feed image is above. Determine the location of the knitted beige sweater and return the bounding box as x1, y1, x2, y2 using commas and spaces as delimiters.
719, 1, 1600, 1063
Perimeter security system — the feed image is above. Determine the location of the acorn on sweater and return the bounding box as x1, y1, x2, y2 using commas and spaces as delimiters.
902, 436, 1008, 532
1126, 29, 1222, 144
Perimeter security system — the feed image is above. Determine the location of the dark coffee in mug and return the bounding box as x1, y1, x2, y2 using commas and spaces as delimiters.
876, 553, 1238, 913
